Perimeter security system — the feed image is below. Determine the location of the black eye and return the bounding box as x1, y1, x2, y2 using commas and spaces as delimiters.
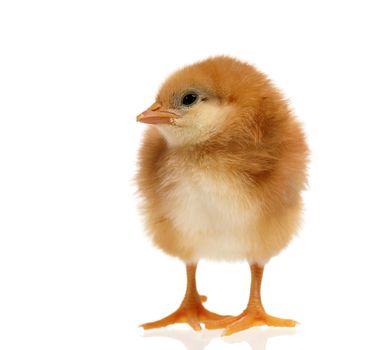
181, 93, 198, 106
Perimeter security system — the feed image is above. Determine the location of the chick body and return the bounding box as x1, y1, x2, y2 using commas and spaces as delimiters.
137, 56, 307, 263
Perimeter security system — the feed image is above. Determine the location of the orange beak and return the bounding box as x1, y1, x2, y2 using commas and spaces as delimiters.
136, 102, 178, 125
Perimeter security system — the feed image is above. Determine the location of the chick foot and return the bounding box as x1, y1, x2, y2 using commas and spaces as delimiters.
205, 310, 296, 336
205, 263, 297, 336
140, 264, 228, 331
141, 295, 226, 331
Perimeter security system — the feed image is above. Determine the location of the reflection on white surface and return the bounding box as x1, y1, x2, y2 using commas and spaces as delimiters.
144, 328, 219, 350
224, 327, 296, 349
143, 326, 296, 350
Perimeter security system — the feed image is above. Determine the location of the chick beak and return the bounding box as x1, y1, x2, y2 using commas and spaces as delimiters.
136, 102, 178, 125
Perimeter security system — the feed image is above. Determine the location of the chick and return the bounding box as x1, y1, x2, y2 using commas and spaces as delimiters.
136, 56, 308, 336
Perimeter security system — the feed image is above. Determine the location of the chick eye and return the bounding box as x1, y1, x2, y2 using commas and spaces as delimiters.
181, 93, 198, 106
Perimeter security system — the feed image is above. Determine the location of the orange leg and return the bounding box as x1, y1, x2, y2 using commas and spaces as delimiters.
140, 264, 227, 331
205, 263, 297, 336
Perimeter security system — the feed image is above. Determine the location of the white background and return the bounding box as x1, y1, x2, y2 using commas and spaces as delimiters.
1, 1, 388, 349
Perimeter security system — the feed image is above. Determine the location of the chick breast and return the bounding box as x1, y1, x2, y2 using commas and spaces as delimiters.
163, 167, 261, 261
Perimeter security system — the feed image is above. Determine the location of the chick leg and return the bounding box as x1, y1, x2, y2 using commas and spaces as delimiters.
140, 263, 227, 331
205, 263, 297, 336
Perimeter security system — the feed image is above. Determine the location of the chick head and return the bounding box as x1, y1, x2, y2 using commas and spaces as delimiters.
137, 56, 277, 146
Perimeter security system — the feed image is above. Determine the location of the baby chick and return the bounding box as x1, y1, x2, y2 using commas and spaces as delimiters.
136, 56, 308, 336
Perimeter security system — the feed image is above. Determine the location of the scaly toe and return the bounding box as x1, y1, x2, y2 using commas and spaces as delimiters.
222, 312, 297, 336
205, 310, 298, 336
141, 299, 228, 331
204, 315, 241, 330
140, 312, 181, 330
264, 315, 298, 327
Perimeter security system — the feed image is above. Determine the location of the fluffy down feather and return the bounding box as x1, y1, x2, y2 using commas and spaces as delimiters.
136, 56, 308, 263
